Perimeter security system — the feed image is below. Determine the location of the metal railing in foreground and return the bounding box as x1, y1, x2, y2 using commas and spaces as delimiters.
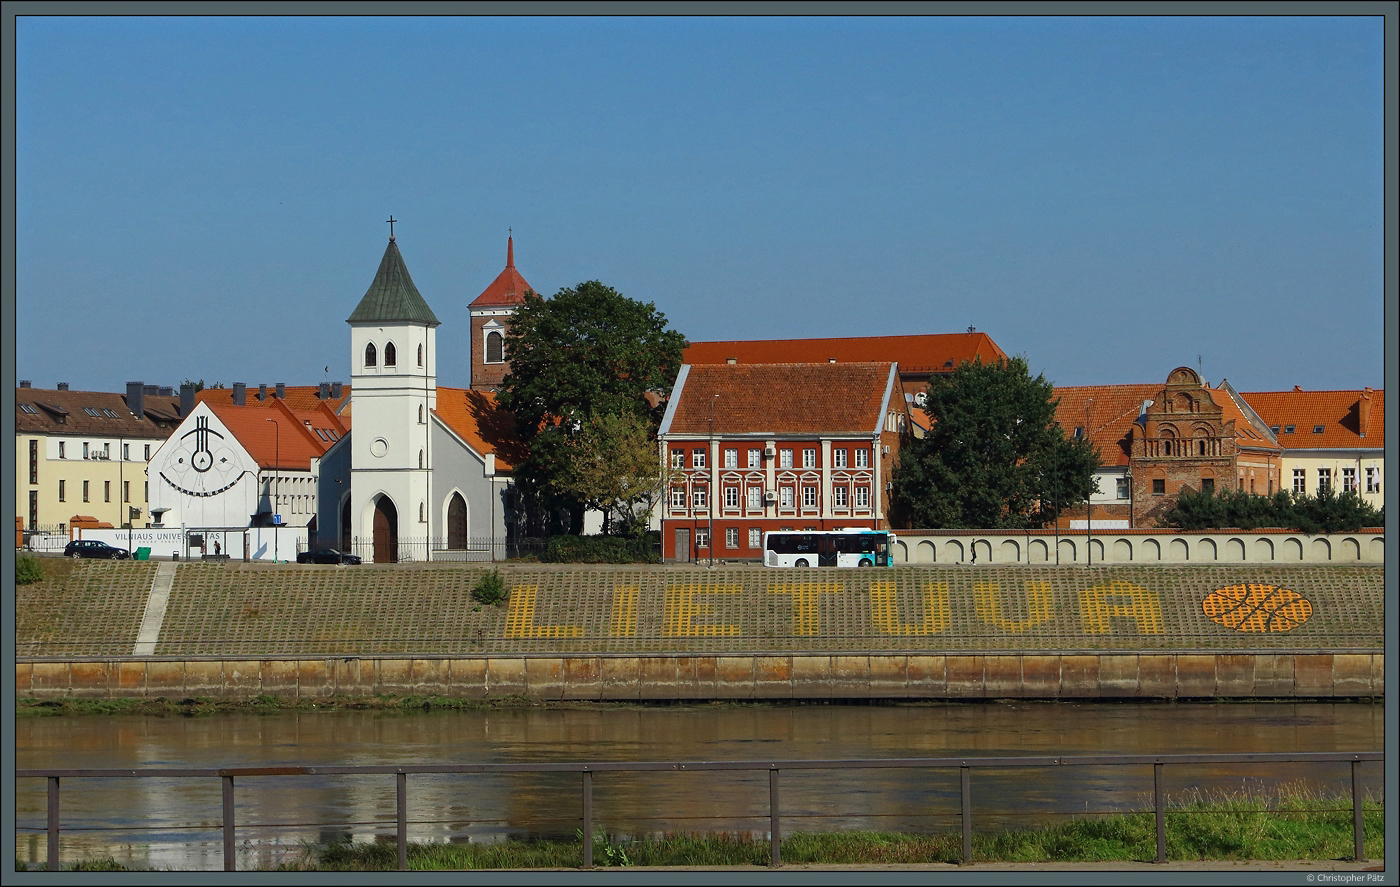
19, 751, 1380, 872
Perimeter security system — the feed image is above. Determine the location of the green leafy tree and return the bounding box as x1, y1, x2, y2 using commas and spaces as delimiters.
558, 412, 673, 537
892, 357, 1100, 529
1166, 486, 1382, 533
496, 281, 687, 534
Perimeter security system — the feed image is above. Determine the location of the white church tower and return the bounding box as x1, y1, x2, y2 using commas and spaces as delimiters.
346, 223, 441, 562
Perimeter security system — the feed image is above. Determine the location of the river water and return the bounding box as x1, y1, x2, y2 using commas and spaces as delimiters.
16, 701, 1383, 870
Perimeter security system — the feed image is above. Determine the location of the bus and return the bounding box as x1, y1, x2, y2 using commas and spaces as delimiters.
762, 528, 896, 568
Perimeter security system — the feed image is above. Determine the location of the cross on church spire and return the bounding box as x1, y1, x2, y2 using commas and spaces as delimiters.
387, 216, 397, 241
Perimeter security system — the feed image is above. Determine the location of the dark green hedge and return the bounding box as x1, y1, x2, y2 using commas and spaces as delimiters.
543, 533, 661, 564
1164, 487, 1383, 533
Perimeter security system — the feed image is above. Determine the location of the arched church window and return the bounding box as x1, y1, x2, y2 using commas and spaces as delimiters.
365, 343, 377, 367
419, 449, 424, 469
420, 501, 425, 523
385, 342, 397, 367
418, 404, 425, 424
417, 344, 423, 367
486, 331, 504, 364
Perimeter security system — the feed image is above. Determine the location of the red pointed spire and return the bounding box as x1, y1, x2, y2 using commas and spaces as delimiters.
506, 231, 514, 268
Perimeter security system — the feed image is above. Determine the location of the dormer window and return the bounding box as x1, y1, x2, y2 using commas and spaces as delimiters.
1311, 425, 1324, 434
365, 343, 377, 367
1283, 425, 1295, 434
385, 342, 397, 367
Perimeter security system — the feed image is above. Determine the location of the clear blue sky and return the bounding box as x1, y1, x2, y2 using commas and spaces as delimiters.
14, 15, 1386, 395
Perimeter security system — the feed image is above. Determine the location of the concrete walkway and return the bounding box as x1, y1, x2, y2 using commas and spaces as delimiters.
132, 561, 176, 656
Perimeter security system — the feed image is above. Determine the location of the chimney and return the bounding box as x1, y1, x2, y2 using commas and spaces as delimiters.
179, 383, 195, 417
275, 382, 286, 399
144, 384, 159, 395
158, 386, 173, 397
1358, 388, 1371, 438
232, 382, 246, 406
19, 380, 30, 388
726, 357, 736, 365
57, 382, 68, 391
332, 381, 342, 399
318, 382, 330, 399
258, 384, 267, 401
126, 382, 144, 418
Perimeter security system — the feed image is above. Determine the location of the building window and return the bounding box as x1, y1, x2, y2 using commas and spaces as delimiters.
30, 490, 39, 529
779, 448, 793, 469
780, 486, 794, 508
855, 486, 869, 508
1312, 425, 1324, 434
1317, 468, 1331, 492
82, 480, 90, 502
58, 441, 66, 459
692, 449, 706, 469
747, 449, 761, 468
1293, 468, 1307, 493
1152, 479, 1165, 496
1365, 467, 1379, 494
83, 442, 89, 459
748, 528, 762, 549
1283, 425, 1294, 434
29, 439, 38, 484
418, 404, 425, 424
802, 448, 816, 469
693, 488, 707, 508
725, 527, 739, 549
144, 481, 148, 502
854, 449, 869, 468
833, 487, 848, 507
1342, 467, 1357, 493
723, 448, 737, 468
58, 479, 65, 502
486, 331, 504, 363
833, 448, 847, 468
1072, 427, 1083, 438
103, 443, 111, 458
747, 486, 761, 509
802, 486, 817, 508
694, 530, 709, 549
1200, 478, 1214, 495
144, 443, 150, 460
365, 343, 377, 367
670, 450, 684, 470
104, 480, 111, 502
724, 486, 739, 508
123, 443, 130, 461
1116, 478, 1129, 500
385, 342, 397, 367
670, 487, 685, 508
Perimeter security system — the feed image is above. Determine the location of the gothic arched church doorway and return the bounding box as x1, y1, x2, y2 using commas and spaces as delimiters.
448, 493, 468, 550
373, 495, 399, 563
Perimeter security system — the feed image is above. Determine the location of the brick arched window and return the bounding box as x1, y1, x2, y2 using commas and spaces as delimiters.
486, 331, 504, 364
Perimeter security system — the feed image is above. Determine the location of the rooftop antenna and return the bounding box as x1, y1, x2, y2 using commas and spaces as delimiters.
1197, 354, 1203, 384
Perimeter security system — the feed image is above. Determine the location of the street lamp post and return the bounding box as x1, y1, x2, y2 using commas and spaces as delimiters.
265, 418, 280, 563
708, 393, 718, 568
1084, 399, 1093, 567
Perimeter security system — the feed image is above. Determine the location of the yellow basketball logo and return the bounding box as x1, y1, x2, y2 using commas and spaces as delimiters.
1202, 583, 1312, 632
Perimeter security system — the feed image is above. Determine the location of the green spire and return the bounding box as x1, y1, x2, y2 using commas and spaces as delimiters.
347, 237, 441, 326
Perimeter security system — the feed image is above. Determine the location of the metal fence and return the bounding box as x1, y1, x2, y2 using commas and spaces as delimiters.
18, 751, 1379, 872
298, 536, 548, 563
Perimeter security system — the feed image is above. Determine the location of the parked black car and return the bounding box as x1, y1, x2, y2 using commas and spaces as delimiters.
296, 548, 362, 565
64, 539, 130, 560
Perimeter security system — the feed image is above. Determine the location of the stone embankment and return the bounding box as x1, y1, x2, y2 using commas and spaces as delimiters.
16, 561, 1383, 701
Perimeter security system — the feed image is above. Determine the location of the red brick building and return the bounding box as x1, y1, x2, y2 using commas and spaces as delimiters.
1052, 367, 1282, 528
657, 362, 909, 562
468, 235, 534, 392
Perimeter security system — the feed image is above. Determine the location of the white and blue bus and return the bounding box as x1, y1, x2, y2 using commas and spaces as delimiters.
762, 528, 896, 568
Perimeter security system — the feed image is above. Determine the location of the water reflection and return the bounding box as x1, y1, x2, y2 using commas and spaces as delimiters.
16, 701, 1383, 869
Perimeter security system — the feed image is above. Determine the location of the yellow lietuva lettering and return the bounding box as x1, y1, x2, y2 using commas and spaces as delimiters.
663, 584, 741, 636
973, 580, 1053, 632
503, 586, 585, 639
1078, 581, 1164, 634
768, 582, 843, 636
870, 581, 948, 635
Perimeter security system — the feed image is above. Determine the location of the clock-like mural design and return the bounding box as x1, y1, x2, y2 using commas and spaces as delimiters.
160, 415, 246, 497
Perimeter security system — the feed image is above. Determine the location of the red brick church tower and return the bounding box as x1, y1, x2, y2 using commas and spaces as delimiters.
468, 235, 534, 391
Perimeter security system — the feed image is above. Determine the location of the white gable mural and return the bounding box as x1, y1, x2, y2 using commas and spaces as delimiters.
147, 403, 260, 530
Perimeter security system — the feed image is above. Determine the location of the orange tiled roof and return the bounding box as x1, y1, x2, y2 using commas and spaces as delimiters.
683, 333, 1007, 377
1051, 385, 1159, 467
665, 363, 898, 436
197, 385, 350, 415
469, 236, 534, 308
431, 387, 525, 470
205, 399, 340, 471
1239, 387, 1385, 449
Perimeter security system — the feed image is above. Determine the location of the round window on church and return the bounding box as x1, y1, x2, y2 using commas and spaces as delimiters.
371, 438, 389, 458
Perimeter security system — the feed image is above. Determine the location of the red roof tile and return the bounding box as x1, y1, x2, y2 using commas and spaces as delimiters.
683, 333, 1007, 378
197, 385, 350, 415
205, 399, 337, 471
1239, 388, 1385, 449
664, 363, 898, 436
468, 236, 534, 308
431, 387, 526, 470
1051, 385, 1159, 467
